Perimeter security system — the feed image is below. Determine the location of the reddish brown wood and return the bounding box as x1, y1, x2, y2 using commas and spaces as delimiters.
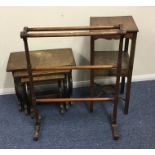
124, 33, 137, 114
36, 97, 114, 103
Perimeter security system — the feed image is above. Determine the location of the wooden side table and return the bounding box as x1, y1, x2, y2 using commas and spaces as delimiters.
89, 16, 139, 114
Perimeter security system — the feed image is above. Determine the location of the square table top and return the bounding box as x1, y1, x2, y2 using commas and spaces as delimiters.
90, 16, 139, 32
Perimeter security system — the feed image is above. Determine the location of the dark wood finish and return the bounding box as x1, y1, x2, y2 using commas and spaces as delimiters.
112, 35, 124, 124
12, 73, 25, 112
20, 25, 126, 141
7, 49, 75, 72
90, 16, 138, 32
6, 49, 74, 115
90, 16, 138, 114
124, 33, 137, 114
111, 124, 119, 140
33, 114, 41, 141
89, 37, 95, 112
93, 51, 129, 76
21, 74, 65, 83
23, 35, 39, 125
14, 70, 70, 78
120, 38, 129, 94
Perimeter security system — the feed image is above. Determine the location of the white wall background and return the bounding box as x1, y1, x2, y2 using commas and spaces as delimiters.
0, 6, 155, 93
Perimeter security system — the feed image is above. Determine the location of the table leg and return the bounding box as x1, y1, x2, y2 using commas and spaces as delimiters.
68, 71, 73, 106
120, 38, 129, 95
120, 76, 125, 94
22, 82, 31, 115
89, 37, 95, 113
111, 36, 124, 140
58, 80, 65, 115
33, 106, 41, 141
13, 74, 24, 112
124, 33, 137, 114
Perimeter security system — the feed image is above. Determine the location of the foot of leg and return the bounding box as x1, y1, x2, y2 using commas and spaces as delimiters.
110, 114, 119, 140
33, 115, 41, 141
111, 124, 119, 140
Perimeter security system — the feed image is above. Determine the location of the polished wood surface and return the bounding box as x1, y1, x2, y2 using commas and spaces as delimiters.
7, 48, 76, 72
94, 51, 129, 76
28, 65, 116, 71
90, 16, 138, 32
21, 74, 65, 83
36, 97, 114, 103
25, 30, 125, 38
27, 25, 120, 31
13, 70, 69, 78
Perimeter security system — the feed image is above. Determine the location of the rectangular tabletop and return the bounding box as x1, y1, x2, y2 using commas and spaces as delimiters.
7, 48, 76, 72
90, 16, 139, 33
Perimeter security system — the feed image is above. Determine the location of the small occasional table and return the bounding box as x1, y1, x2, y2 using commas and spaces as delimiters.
6, 48, 76, 113
89, 16, 139, 114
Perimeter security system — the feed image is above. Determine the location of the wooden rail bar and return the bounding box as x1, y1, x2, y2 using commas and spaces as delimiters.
36, 97, 114, 103
27, 25, 120, 31
25, 30, 125, 38
30, 65, 117, 71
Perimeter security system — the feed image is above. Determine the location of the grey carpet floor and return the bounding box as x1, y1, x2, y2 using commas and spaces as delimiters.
0, 81, 155, 149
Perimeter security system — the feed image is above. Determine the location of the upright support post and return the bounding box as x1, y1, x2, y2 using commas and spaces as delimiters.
89, 36, 95, 112
120, 38, 129, 94
124, 33, 137, 114
111, 35, 124, 140
22, 29, 41, 141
